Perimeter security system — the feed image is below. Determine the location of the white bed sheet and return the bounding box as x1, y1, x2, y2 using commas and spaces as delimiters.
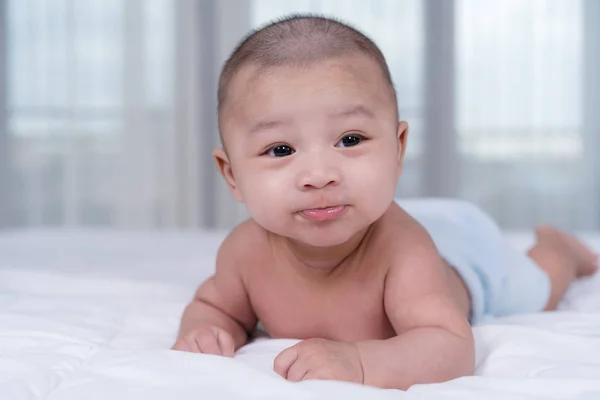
0, 229, 599, 400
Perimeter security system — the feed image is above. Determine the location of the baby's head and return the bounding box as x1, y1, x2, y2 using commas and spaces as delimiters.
214, 15, 408, 247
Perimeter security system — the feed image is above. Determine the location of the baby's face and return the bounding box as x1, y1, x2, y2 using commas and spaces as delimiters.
217, 55, 407, 247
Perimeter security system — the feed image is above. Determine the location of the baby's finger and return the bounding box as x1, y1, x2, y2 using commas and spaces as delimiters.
196, 334, 222, 355
286, 359, 309, 382
185, 336, 202, 353
273, 346, 298, 379
171, 340, 191, 352
216, 329, 235, 357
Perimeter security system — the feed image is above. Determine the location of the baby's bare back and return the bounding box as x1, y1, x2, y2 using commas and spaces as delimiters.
240, 203, 470, 341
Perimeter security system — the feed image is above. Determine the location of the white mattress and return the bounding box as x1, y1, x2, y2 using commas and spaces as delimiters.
1, 229, 599, 400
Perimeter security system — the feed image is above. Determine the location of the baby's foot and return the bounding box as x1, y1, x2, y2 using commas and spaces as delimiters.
536, 225, 598, 277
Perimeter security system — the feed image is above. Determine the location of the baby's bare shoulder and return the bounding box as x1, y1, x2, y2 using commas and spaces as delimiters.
382, 206, 450, 295
377, 203, 440, 259
216, 218, 271, 275
373, 204, 447, 289
379, 205, 471, 338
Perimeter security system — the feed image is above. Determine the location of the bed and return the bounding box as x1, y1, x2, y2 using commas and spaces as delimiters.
1, 228, 599, 400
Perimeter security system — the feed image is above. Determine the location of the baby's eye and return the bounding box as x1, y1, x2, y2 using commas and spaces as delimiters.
266, 145, 295, 157
336, 134, 364, 148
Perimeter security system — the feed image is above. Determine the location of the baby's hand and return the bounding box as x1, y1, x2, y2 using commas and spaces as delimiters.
171, 326, 235, 356
274, 338, 364, 383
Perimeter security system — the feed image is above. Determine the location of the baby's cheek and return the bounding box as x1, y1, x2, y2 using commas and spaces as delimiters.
357, 156, 397, 188
249, 173, 288, 202
354, 158, 397, 210
238, 173, 290, 220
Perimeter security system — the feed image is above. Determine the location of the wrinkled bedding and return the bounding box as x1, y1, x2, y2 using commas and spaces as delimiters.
0, 229, 599, 400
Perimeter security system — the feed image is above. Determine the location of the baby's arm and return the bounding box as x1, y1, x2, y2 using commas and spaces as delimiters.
356, 243, 475, 389
173, 223, 257, 354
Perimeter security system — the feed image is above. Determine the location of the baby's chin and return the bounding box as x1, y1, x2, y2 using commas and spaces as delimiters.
276, 223, 368, 248
291, 233, 354, 248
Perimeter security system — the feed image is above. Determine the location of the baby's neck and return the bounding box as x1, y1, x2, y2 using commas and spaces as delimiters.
281, 226, 374, 278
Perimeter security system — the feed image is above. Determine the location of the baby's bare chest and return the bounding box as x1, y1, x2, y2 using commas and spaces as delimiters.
246, 268, 396, 341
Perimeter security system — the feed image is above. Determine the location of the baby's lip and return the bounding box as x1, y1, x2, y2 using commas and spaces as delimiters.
299, 205, 347, 222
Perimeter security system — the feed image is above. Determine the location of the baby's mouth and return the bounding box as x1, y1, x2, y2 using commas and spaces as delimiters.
299, 205, 346, 222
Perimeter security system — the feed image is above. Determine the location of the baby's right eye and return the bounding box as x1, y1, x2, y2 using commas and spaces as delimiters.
266, 145, 295, 157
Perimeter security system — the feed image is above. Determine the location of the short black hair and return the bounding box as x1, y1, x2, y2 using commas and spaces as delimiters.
217, 14, 397, 130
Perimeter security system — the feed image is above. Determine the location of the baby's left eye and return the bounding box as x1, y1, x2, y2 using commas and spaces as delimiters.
336, 134, 364, 148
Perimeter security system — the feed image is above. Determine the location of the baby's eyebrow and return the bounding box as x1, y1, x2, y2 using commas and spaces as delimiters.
247, 104, 375, 136
330, 104, 375, 119
247, 118, 292, 136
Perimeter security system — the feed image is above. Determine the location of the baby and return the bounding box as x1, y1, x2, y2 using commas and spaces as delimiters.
172, 15, 598, 389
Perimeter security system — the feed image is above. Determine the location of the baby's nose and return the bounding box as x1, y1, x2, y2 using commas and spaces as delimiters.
296, 165, 342, 190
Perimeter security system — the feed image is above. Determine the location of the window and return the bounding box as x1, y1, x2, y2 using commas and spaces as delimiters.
456, 0, 586, 228
7, 0, 175, 226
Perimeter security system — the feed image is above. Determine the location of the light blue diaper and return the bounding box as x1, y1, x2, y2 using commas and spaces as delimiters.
396, 198, 551, 324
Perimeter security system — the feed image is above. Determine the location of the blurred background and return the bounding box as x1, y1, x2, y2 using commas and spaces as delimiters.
0, 0, 598, 231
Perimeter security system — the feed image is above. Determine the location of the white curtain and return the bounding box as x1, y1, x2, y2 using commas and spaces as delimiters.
1, 0, 599, 230
456, 0, 591, 229
2, 0, 212, 228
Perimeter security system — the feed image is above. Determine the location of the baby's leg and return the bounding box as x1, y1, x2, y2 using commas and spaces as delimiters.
527, 225, 598, 310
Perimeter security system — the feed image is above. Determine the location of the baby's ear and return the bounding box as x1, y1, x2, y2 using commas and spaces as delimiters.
396, 121, 409, 177
213, 148, 243, 202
